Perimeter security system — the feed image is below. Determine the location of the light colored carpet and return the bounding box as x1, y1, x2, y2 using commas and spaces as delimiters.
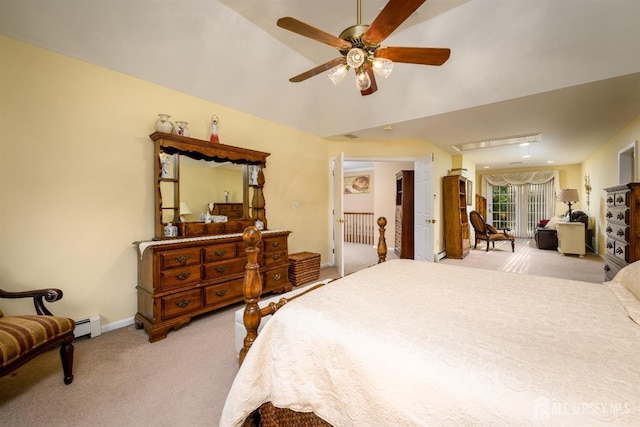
0, 239, 604, 426
439, 238, 604, 283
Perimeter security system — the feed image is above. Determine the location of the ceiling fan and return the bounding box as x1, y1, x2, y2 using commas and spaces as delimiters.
276, 0, 451, 96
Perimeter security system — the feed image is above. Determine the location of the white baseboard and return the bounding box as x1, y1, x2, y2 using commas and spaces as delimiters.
101, 316, 135, 334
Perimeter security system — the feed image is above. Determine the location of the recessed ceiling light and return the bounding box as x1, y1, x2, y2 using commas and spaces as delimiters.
483, 166, 490, 169
547, 160, 555, 164
519, 142, 530, 147
383, 125, 393, 131
523, 155, 531, 158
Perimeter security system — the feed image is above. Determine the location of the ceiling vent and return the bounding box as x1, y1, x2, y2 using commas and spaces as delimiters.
343, 133, 359, 139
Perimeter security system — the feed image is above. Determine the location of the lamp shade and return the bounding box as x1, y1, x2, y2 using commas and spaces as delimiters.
558, 189, 579, 203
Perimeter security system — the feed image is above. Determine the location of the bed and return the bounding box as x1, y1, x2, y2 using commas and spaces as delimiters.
220, 225, 640, 426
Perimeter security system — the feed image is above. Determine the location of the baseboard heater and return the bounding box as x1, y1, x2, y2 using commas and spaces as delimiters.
74, 314, 101, 338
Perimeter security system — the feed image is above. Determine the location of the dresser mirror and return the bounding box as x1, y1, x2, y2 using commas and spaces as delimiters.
150, 132, 269, 240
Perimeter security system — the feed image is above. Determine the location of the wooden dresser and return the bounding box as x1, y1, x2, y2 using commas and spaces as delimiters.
394, 170, 414, 259
604, 183, 640, 281
210, 203, 244, 219
135, 230, 291, 342
443, 174, 470, 259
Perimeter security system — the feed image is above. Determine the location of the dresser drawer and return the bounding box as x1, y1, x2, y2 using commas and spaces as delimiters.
159, 265, 201, 290
204, 277, 244, 308
263, 249, 288, 267
159, 248, 201, 270
161, 289, 202, 320
263, 266, 289, 292
203, 258, 246, 281
614, 241, 630, 263
606, 207, 629, 225
203, 243, 237, 262
263, 236, 288, 253
606, 237, 616, 256
606, 223, 629, 242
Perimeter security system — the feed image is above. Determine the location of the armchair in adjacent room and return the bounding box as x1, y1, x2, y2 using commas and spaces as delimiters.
469, 211, 515, 252
0, 287, 76, 384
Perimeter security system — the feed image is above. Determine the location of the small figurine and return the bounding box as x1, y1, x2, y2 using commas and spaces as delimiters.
249, 166, 260, 186
159, 153, 171, 178
210, 114, 220, 143
224, 190, 230, 203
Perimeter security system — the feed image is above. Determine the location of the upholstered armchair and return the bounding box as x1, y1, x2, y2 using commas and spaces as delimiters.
0, 288, 75, 384
469, 211, 515, 252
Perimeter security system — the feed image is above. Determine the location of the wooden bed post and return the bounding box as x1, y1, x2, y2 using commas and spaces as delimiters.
377, 216, 387, 263
239, 226, 263, 366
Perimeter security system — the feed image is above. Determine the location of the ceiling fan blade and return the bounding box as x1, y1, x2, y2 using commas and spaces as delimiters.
360, 62, 378, 96
375, 46, 450, 66
289, 57, 346, 83
277, 17, 352, 50
363, 0, 427, 46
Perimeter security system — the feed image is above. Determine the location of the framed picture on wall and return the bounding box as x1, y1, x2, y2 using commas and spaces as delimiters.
467, 180, 473, 205
344, 175, 370, 194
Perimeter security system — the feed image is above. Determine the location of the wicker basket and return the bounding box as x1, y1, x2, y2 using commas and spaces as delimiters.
288, 252, 321, 286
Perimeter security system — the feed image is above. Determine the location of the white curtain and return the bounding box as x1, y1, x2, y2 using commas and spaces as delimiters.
481, 171, 558, 238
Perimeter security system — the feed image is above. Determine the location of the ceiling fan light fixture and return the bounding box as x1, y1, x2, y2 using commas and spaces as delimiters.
346, 48, 366, 68
327, 64, 349, 86
372, 57, 393, 78
355, 67, 371, 91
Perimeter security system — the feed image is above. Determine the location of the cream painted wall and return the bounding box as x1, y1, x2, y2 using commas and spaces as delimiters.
0, 36, 330, 325
582, 115, 640, 256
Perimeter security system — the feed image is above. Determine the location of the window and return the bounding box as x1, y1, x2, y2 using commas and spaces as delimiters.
489, 180, 555, 238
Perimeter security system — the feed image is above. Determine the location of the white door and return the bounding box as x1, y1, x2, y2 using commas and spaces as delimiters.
332, 153, 345, 277
414, 154, 435, 262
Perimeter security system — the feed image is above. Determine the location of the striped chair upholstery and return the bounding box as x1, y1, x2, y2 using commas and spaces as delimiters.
0, 289, 75, 384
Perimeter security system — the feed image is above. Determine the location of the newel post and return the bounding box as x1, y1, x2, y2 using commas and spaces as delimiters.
239, 226, 263, 365
377, 216, 387, 263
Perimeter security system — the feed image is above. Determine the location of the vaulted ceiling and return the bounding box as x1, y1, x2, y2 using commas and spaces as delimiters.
2, 0, 640, 169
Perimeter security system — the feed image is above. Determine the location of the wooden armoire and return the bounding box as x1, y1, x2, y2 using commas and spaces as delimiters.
443, 175, 470, 259
395, 170, 414, 259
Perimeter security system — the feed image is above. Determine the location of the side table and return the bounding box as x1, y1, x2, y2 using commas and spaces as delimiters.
557, 222, 585, 257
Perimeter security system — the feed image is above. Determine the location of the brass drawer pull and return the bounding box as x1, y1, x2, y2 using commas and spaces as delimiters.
272, 273, 281, 281
616, 247, 624, 255
215, 250, 227, 257
616, 195, 624, 204
617, 229, 625, 237
175, 299, 191, 308
175, 255, 190, 264
271, 241, 280, 248
271, 253, 281, 260
215, 265, 228, 273
606, 212, 613, 218
176, 272, 191, 280
617, 212, 625, 220
607, 242, 613, 249
604, 265, 611, 272
215, 289, 227, 297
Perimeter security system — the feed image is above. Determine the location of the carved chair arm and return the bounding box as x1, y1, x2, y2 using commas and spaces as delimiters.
0, 288, 64, 316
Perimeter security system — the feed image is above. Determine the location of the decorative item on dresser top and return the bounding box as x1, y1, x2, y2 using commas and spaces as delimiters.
604, 183, 640, 281
135, 132, 290, 342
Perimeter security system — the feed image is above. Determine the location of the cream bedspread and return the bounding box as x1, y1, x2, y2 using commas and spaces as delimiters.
220, 259, 640, 426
